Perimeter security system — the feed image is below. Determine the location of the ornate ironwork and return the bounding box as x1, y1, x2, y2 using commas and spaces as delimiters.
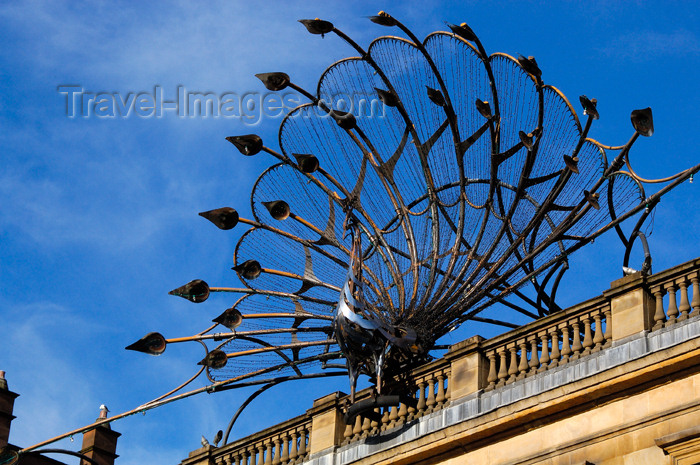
123, 12, 699, 437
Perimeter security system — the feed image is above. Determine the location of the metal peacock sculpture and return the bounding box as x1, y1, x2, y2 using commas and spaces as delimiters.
126, 12, 698, 435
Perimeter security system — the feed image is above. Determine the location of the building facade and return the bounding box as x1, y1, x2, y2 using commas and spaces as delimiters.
180, 257, 700, 465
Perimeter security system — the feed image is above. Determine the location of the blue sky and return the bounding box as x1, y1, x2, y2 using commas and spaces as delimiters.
1, 2, 698, 464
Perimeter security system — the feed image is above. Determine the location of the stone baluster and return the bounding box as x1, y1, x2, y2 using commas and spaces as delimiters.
342, 421, 353, 444
397, 401, 408, 426
505, 344, 517, 383
370, 408, 380, 434
267, 438, 276, 465
581, 315, 593, 356
691, 274, 700, 317
352, 414, 362, 439
298, 427, 308, 460
603, 307, 612, 347
380, 406, 390, 431
243, 448, 252, 465
280, 432, 290, 464
256, 443, 265, 465
497, 347, 508, 386
528, 337, 539, 374
652, 287, 666, 330
289, 430, 298, 463
678, 278, 690, 321
361, 414, 371, 437
487, 351, 498, 389
517, 340, 529, 379
560, 324, 571, 363
436, 372, 446, 407
570, 320, 582, 359
592, 311, 604, 351
445, 369, 451, 401
416, 379, 427, 414
232, 452, 241, 465
665, 283, 679, 326
426, 377, 436, 413
406, 388, 417, 421
388, 405, 398, 429
549, 328, 560, 368
538, 332, 550, 373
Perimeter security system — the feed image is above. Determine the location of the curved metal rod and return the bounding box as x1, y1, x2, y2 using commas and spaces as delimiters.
548, 260, 569, 309
623, 150, 692, 183
620, 199, 655, 272
208, 335, 305, 382
140, 343, 208, 407
19, 365, 345, 455
22, 448, 99, 465
623, 230, 652, 275
222, 383, 276, 446
454, 163, 698, 325
218, 372, 349, 440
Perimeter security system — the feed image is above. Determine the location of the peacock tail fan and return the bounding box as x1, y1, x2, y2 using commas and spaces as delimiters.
127, 13, 698, 416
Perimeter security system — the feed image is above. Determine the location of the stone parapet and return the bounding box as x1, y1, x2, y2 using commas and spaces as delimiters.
194, 256, 700, 465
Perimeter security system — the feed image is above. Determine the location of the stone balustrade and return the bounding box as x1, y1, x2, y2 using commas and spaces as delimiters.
341, 358, 451, 444
183, 257, 700, 465
647, 260, 700, 330
205, 414, 311, 465
482, 301, 611, 391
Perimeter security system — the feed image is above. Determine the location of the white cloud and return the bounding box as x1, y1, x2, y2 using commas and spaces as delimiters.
599, 28, 700, 61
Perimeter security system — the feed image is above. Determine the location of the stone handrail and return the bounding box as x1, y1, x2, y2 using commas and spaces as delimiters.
207, 413, 311, 465
646, 258, 700, 330
480, 298, 611, 391
188, 257, 700, 465
341, 357, 452, 444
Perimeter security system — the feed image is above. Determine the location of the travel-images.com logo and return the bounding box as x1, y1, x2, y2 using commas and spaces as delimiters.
57, 85, 388, 126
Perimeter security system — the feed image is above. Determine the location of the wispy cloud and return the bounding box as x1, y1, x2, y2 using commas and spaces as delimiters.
598, 28, 700, 61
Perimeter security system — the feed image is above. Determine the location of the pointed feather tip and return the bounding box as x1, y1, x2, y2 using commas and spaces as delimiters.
584, 190, 600, 210
168, 279, 210, 303
255, 72, 290, 91
563, 155, 579, 174
232, 260, 262, 280
125, 332, 166, 355
226, 134, 263, 156
374, 88, 399, 107
446, 22, 477, 42
213, 307, 243, 330
198, 350, 228, 369
292, 153, 319, 173
262, 200, 290, 220
426, 86, 446, 106
330, 110, 357, 130
198, 207, 239, 230
519, 130, 535, 149
517, 54, 542, 78
475, 99, 492, 119
579, 95, 599, 120
369, 11, 397, 27
631, 107, 653, 137
299, 18, 334, 36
